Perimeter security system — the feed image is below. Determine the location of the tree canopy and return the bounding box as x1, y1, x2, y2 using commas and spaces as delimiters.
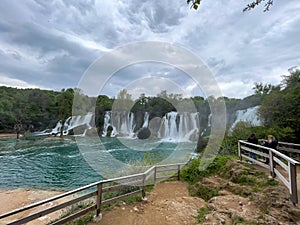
258, 68, 300, 141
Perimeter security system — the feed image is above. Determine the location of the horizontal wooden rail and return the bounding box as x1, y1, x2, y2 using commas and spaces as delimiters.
51, 205, 96, 225
278, 142, 300, 155
238, 140, 299, 204
102, 190, 143, 205
0, 162, 185, 224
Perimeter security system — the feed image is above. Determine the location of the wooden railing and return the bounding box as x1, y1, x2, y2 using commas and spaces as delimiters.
278, 141, 300, 154
238, 140, 299, 204
0, 163, 185, 225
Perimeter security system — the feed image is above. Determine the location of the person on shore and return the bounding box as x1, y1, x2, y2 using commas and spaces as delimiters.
247, 133, 258, 164
262, 135, 278, 164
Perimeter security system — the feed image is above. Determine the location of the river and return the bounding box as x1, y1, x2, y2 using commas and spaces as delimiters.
0, 137, 195, 191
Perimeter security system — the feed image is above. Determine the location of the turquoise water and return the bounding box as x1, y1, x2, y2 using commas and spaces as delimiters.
0, 137, 195, 191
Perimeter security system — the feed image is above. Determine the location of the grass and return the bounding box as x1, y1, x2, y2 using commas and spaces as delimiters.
180, 156, 235, 184
195, 206, 209, 223
232, 217, 245, 224
231, 174, 257, 185
64, 213, 94, 225
47, 202, 94, 225
193, 185, 220, 201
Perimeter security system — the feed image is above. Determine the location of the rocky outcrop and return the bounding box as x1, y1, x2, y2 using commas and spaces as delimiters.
191, 160, 300, 224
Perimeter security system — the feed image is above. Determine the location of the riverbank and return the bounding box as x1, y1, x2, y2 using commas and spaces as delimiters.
0, 189, 64, 225
0, 133, 16, 139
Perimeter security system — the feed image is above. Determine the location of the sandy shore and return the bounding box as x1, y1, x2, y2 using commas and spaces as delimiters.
0, 189, 65, 225
0, 133, 16, 139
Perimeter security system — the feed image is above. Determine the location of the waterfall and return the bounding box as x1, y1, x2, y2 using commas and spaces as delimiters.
101, 110, 200, 141
51, 121, 62, 135
230, 106, 261, 130
158, 112, 176, 141
51, 112, 94, 136
128, 112, 136, 137
207, 113, 212, 127
158, 112, 199, 142
142, 112, 149, 128
102, 111, 135, 137
102, 111, 117, 137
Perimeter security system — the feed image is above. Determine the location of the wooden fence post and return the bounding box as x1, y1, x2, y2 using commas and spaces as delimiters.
177, 164, 181, 181
154, 166, 157, 184
289, 163, 298, 205
142, 173, 146, 199
96, 183, 102, 218
269, 150, 275, 178
238, 141, 242, 161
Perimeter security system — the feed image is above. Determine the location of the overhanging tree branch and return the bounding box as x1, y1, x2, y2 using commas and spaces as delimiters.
243, 0, 274, 12
187, 0, 274, 12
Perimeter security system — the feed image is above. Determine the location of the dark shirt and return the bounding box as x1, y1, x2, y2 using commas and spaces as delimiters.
247, 136, 258, 145
263, 140, 278, 150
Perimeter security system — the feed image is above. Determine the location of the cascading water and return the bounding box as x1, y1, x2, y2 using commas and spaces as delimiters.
50, 112, 94, 136
230, 106, 261, 130
207, 113, 212, 127
142, 112, 149, 128
102, 111, 136, 137
179, 112, 199, 141
158, 112, 199, 142
102, 111, 117, 137
128, 112, 136, 138
51, 121, 62, 135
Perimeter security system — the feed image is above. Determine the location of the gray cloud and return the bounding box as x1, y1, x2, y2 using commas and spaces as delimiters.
0, 0, 299, 98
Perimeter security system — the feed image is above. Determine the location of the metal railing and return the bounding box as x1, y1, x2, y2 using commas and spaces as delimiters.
0, 163, 185, 225
238, 140, 299, 204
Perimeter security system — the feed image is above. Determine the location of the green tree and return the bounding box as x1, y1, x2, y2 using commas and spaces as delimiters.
281, 67, 300, 90
95, 95, 113, 131
112, 89, 134, 111
252, 82, 279, 96
56, 88, 74, 136
259, 69, 300, 142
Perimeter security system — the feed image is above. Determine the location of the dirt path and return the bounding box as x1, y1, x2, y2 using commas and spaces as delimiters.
90, 181, 205, 225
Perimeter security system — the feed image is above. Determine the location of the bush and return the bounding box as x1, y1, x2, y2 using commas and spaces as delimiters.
181, 156, 233, 184
194, 185, 219, 201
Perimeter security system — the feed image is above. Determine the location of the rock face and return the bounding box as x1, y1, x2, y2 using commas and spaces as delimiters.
191, 160, 300, 225
137, 127, 151, 139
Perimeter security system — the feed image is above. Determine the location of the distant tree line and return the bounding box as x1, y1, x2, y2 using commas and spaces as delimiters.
0, 86, 261, 134
1, 68, 299, 143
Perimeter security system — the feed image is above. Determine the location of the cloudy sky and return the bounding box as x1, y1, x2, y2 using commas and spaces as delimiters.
0, 0, 299, 99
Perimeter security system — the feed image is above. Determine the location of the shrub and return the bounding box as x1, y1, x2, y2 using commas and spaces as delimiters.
181, 156, 233, 184
195, 206, 209, 223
